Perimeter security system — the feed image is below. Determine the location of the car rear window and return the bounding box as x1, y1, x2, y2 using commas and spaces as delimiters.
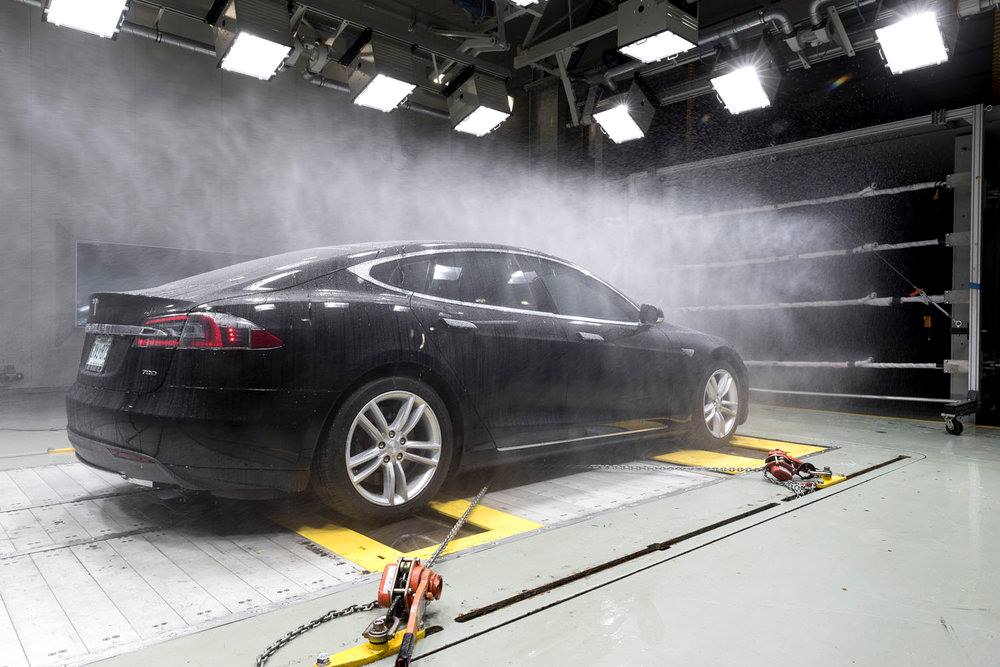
143, 246, 381, 295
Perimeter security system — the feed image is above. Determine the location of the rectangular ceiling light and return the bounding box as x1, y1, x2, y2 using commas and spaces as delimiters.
617, 0, 698, 64
710, 66, 773, 114
875, 12, 948, 74
213, 0, 293, 81
44, 0, 129, 39
221, 32, 292, 80
592, 81, 654, 144
449, 73, 512, 136
354, 74, 417, 112
347, 36, 418, 112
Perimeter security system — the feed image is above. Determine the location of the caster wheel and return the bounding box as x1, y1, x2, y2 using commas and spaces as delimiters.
945, 418, 964, 436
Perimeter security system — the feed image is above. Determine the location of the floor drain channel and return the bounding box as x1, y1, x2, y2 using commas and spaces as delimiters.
455, 502, 780, 623
455, 454, 910, 624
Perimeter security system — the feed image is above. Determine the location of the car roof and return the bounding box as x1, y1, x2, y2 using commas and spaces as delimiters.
318, 241, 567, 264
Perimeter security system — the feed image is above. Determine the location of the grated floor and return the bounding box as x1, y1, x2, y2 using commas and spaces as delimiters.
0, 453, 723, 666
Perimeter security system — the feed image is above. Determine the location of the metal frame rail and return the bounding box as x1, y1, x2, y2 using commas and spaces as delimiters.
633, 105, 986, 418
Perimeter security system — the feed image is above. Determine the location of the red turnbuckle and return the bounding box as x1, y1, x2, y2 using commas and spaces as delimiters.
365, 557, 443, 667
764, 448, 827, 482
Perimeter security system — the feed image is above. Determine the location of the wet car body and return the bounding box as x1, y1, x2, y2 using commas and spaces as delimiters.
67, 242, 748, 500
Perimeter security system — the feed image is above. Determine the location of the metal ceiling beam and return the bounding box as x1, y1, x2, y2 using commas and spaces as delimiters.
513, 11, 618, 68
554, 48, 580, 126
300, 0, 511, 77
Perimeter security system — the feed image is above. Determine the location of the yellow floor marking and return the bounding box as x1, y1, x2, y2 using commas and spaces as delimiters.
730, 435, 825, 458
322, 628, 426, 667
406, 499, 542, 562
277, 500, 541, 573
653, 450, 762, 474
46, 447, 75, 455
278, 517, 404, 572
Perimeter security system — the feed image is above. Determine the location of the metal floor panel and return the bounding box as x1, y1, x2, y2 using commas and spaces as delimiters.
70, 541, 188, 640
0, 444, 760, 665
0, 462, 370, 666
0, 554, 89, 665
480, 463, 714, 526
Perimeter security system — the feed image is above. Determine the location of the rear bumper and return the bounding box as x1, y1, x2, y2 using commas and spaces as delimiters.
66, 382, 329, 494
70, 429, 310, 495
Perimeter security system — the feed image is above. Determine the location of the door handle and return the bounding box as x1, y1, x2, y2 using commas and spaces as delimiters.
576, 331, 604, 342
439, 317, 478, 331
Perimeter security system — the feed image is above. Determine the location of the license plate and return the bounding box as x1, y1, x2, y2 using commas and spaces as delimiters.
85, 336, 112, 372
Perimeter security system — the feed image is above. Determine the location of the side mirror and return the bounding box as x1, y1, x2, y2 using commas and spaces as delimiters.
639, 304, 664, 325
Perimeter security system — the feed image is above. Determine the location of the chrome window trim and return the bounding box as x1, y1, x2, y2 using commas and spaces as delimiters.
348, 248, 642, 327
496, 425, 670, 452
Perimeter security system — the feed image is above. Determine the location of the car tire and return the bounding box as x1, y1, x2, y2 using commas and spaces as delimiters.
313, 376, 454, 523
690, 360, 742, 446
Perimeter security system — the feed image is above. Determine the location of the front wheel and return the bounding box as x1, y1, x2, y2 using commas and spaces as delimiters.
690, 363, 742, 445
313, 377, 454, 522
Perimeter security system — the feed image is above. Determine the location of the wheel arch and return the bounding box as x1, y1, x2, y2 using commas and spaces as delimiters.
708, 346, 750, 424
311, 358, 468, 474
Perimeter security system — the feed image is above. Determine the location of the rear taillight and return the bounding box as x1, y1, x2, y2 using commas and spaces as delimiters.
135, 313, 283, 350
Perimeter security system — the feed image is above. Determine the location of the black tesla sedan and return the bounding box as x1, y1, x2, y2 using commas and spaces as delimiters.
68, 242, 748, 520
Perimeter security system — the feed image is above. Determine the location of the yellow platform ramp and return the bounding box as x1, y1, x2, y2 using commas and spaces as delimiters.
730, 435, 826, 458
653, 450, 763, 474
275, 499, 541, 572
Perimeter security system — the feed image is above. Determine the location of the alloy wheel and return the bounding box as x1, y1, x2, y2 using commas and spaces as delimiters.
345, 390, 442, 506
703, 369, 738, 439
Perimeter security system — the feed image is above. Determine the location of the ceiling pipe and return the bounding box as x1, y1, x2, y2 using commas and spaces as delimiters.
809, 1, 839, 25
399, 99, 451, 119
119, 22, 216, 56
594, 46, 718, 87
655, 75, 715, 106
698, 7, 794, 43
303, 71, 350, 92
303, 72, 450, 119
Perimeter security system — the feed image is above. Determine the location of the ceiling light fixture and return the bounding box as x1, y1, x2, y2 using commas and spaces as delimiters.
213, 0, 293, 81
43, 0, 129, 39
448, 73, 513, 136
875, 11, 948, 74
617, 0, 698, 64
592, 81, 654, 144
347, 36, 418, 112
710, 40, 782, 114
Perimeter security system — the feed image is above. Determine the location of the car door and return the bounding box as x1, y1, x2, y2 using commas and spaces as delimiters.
517, 255, 684, 438
394, 250, 575, 450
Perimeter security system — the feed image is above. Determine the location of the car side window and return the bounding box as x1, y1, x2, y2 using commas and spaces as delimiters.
424, 253, 473, 301
520, 256, 638, 322
422, 252, 540, 310
370, 257, 431, 292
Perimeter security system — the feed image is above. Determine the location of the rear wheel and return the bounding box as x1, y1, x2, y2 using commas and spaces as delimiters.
690, 363, 741, 445
313, 377, 453, 522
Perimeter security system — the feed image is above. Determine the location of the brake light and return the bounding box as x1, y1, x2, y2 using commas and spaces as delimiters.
135, 313, 283, 350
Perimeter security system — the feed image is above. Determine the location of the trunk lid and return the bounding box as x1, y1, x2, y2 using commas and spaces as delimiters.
78, 292, 195, 394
